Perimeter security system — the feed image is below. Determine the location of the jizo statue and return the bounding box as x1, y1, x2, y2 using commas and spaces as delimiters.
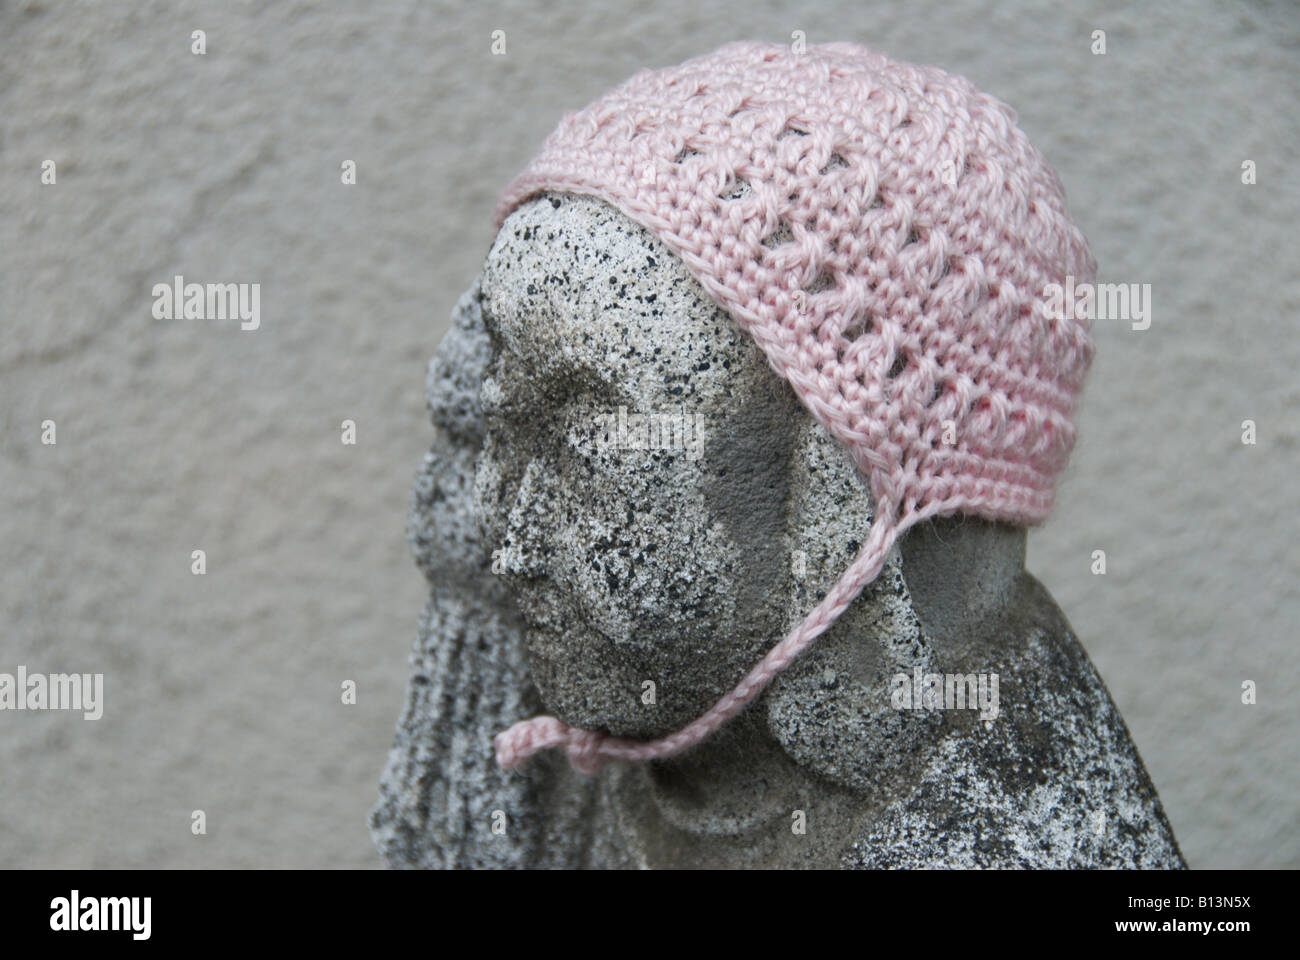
372, 43, 1185, 869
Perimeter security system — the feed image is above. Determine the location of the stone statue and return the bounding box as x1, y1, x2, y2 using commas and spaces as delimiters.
370, 195, 1186, 868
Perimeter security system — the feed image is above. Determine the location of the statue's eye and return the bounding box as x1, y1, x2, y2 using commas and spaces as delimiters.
480, 353, 545, 426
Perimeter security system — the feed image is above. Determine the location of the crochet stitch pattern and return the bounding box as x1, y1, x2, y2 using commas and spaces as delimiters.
490, 40, 1097, 775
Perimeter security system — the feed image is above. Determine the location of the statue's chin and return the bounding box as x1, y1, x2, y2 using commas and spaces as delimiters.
524, 637, 706, 740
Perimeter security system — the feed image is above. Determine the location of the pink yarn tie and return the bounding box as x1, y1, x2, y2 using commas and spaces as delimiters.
496, 511, 909, 775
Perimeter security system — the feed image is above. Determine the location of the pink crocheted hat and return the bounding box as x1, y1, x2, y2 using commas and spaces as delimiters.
491, 40, 1096, 775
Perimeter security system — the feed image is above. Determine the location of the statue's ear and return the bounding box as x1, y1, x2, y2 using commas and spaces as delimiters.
763, 422, 939, 797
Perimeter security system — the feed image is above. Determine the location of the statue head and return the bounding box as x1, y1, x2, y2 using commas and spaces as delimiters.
479, 39, 1095, 780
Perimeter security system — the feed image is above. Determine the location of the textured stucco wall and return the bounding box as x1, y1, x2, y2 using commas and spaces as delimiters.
1, 0, 1296, 868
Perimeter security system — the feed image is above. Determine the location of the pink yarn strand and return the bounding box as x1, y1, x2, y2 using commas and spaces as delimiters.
495, 511, 907, 775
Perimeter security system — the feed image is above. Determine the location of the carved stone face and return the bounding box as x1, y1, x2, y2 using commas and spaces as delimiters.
474, 195, 887, 739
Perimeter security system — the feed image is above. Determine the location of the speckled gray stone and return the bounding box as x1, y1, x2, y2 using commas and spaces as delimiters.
372, 194, 1185, 869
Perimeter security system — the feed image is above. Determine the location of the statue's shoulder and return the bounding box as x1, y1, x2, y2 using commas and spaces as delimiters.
844, 573, 1186, 869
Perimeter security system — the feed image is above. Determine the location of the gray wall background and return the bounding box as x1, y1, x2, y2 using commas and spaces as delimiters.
1, 0, 1296, 868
